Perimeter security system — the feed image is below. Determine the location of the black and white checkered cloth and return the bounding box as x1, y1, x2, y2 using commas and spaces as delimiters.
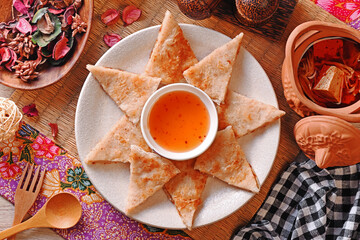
232, 152, 360, 240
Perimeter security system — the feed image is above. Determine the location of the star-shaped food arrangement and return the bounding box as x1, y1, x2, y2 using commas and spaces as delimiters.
84, 10, 285, 230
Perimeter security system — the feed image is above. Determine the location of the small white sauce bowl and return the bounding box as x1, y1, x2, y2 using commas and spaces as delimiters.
141, 83, 218, 161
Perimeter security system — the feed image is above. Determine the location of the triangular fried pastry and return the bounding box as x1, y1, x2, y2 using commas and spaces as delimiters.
125, 145, 180, 214
84, 116, 150, 164
164, 159, 208, 230
86, 64, 161, 124
217, 90, 285, 137
183, 33, 243, 104
144, 10, 198, 85
194, 126, 259, 193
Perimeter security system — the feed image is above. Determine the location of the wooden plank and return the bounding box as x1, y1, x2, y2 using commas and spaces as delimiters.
7, 0, 345, 239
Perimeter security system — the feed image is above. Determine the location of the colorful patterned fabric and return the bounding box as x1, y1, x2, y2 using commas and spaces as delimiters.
312, 0, 360, 28
0, 122, 191, 240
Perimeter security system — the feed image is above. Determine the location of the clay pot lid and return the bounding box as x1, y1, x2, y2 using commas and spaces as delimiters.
294, 115, 360, 168
234, 0, 279, 26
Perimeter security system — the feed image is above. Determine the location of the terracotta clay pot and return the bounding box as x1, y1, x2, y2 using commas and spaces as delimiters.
282, 21, 360, 122
234, 0, 279, 27
294, 115, 360, 168
176, 0, 223, 20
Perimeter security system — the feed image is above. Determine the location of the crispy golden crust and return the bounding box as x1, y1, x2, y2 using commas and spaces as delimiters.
144, 10, 198, 85
87, 64, 161, 124
183, 33, 243, 104
217, 90, 285, 137
194, 126, 260, 193
164, 159, 207, 230
84, 116, 150, 164
125, 145, 180, 214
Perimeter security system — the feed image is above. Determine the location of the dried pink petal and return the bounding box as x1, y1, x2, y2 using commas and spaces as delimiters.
122, 5, 141, 25
103, 33, 122, 47
23, 0, 30, 7
16, 18, 32, 34
22, 103, 38, 117
0, 48, 11, 65
48, 123, 58, 138
52, 33, 70, 60
0, 32, 5, 43
63, 6, 75, 26
48, 8, 65, 14
1, 48, 17, 71
101, 9, 120, 26
13, 0, 28, 14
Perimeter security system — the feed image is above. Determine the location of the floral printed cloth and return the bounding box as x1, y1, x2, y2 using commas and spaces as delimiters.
0, 122, 191, 240
313, 0, 360, 28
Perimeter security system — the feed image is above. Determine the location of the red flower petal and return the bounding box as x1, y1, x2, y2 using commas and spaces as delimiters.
16, 18, 33, 34
48, 123, 58, 138
64, 6, 75, 26
4, 49, 17, 71
22, 103, 39, 117
52, 33, 70, 60
101, 9, 120, 26
48, 8, 65, 14
103, 33, 122, 47
122, 5, 141, 25
13, 0, 28, 14
0, 48, 11, 65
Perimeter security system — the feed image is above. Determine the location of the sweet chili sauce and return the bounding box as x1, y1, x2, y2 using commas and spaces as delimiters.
148, 90, 210, 152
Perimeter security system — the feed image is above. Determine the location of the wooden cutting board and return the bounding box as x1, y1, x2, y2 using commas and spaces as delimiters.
9, 0, 344, 239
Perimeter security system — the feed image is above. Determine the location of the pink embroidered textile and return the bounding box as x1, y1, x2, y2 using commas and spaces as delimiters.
312, 0, 360, 28
0, 122, 190, 239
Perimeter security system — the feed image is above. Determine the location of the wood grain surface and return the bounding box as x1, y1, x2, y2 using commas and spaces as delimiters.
0, 0, 344, 239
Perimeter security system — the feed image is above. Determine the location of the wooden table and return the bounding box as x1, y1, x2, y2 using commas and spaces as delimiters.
0, 0, 345, 239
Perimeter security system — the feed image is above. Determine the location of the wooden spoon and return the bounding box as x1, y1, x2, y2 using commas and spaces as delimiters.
0, 192, 82, 239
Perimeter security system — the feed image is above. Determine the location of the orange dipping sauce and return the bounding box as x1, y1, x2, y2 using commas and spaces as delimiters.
148, 90, 210, 152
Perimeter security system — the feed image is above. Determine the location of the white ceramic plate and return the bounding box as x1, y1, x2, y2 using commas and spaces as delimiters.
75, 24, 281, 229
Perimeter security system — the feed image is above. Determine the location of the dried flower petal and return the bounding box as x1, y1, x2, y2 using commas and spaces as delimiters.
48, 123, 58, 137
0, 48, 11, 65
0, 48, 17, 71
63, 6, 75, 26
101, 9, 120, 26
103, 33, 121, 47
23, 0, 34, 8
22, 103, 38, 117
16, 18, 32, 34
48, 8, 65, 14
13, 0, 28, 14
52, 33, 70, 60
122, 5, 141, 25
